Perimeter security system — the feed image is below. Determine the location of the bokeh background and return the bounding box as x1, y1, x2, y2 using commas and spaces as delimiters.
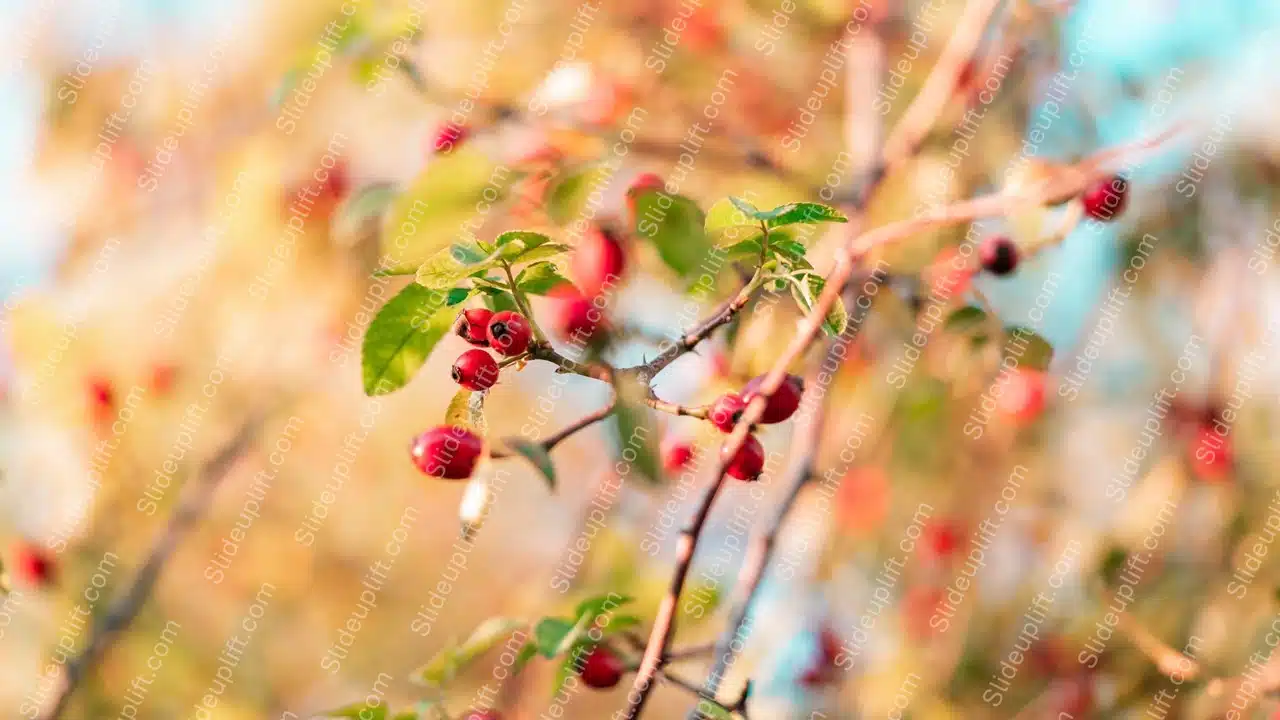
5, 0, 1280, 718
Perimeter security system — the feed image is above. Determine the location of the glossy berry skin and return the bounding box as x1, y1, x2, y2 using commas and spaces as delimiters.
996, 369, 1046, 424
572, 225, 626, 298
434, 123, 469, 154
579, 646, 625, 689
708, 393, 747, 432
11, 542, 54, 587
486, 311, 532, 357
979, 235, 1018, 276
549, 287, 601, 341
452, 349, 499, 391
410, 426, 484, 480
742, 373, 804, 424
456, 308, 494, 347
662, 440, 695, 474
1081, 175, 1128, 222
722, 434, 765, 481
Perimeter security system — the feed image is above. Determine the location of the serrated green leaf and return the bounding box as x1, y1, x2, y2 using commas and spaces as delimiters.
719, 238, 764, 262
510, 243, 572, 265
481, 287, 519, 313
612, 379, 660, 484
496, 230, 553, 249
534, 617, 577, 658
445, 389, 486, 433
516, 262, 572, 296
729, 196, 760, 217
770, 237, 808, 261
333, 182, 398, 244
513, 639, 539, 675
1003, 325, 1054, 370
361, 284, 454, 395
574, 593, 634, 624
789, 275, 848, 337
632, 192, 711, 277
547, 166, 610, 225
945, 305, 988, 333
452, 241, 489, 264
502, 437, 556, 490
605, 614, 641, 633
706, 198, 763, 245
411, 617, 524, 688
416, 246, 490, 289
762, 202, 847, 228
446, 287, 473, 306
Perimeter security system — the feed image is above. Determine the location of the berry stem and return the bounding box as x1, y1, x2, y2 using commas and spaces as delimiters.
500, 259, 548, 344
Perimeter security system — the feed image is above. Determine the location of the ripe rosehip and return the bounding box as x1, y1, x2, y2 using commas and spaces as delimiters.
1081, 174, 1128, 222
10, 542, 54, 587
548, 287, 602, 341
410, 426, 484, 479
452, 349, 500, 391
456, 308, 494, 347
572, 225, 626, 298
662, 439, 695, 474
434, 123, 469, 154
708, 393, 747, 432
742, 373, 804, 424
920, 520, 961, 561
722, 434, 765, 481
1190, 424, 1233, 481
979, 235, 1018, 276
486, 311, 532, 356
995, 369, 1046, 424
579, 645, 625, 689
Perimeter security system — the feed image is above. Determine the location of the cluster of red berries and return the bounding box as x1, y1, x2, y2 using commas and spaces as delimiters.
974, 174, 1129, 278
450, 308, 532, 392
705, 373, 804, 481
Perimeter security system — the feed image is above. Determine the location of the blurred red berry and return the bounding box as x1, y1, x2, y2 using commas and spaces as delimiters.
921, 520, 962, 561
452, 349, 500, 391
88, 376, 114, 423
996, 369, 1046, 424
662, 439, 695, 474
708, 393, 747, 432
10, 542, 54, 587
457, 308, 494, 347
486, 311, 532, 357
434, 123, 469, 154
741, 373, 804, 424
1189, 424, 1233, 481
836, 466, 891, 533
572, 225, 626, 298
549, 287, 602, 341
979, 235, 1019, 276
150, 363, 178, 395
579, 645, 624, 689
722, 434, 765, 481
1081, 175, 1128, 222
902, 585, 945, 640
625, 173, 665, 227
800, 627, 843, 687
410, 426, 484, 479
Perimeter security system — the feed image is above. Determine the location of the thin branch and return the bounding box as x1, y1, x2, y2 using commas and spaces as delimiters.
41, 415, 266, 719
631, 272, 766, 383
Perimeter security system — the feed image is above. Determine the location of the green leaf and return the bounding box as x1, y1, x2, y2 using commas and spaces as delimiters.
719, 238, 763, 263
1003, 326, 1054, 371
416, 246, 488, 289
631, 192, 711, 277
729, 196, 760, 217
496, 230, 553, 249
446, 287, 473, 306
501, 437, 556, 490
333, 182, 398, 243
769, 237, 808, 261
452, 241, 489, 264
361, 284, 454, 395
412, 617, 525, 688
444, 389, 487, 433
706, 198, 764, 245
382, 148, 515, 266
547, 166, 610, 225
945, 306, 988, 333
513, 639, 539, 675
612, 379, 660, 484
534, 617, 577, 658
509, 243, 572, 265
481, 287, 520, 313
789, 275, 847, 336
516, 262, 572, 295
761, 202, 847, 228
691, 699, 734, 720
321, 704, 387, 720
574, 593, 634, 625
554, 640, 594, 695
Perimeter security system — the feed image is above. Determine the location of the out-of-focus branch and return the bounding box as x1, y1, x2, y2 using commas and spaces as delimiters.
41, 415, 266, 720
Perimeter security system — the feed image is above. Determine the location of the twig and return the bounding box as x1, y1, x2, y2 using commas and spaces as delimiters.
41, 415, 265, 719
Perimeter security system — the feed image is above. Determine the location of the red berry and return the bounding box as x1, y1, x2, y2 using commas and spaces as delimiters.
662, 439, 695, 474
486, 311, 532, 356
549, 287, 602, 341
579, 645, 625, 689
921, 520, 961, 561
11, 542, 54, 587
978, 235, 1018, 276
434, 123, 469, 154
742, 373, 804, 424
1190, 424, 1233, 481
410, 426, 484, 479
1081, 174, 1128, 222
456, 308, 494, 347
88, 376, 114, 422
722, 434, 765, 481
452, 349, 500, 391
572, 225, 626, 297
708, 393, 747, 432
800, 627, 843, 687
150, 363, 178, 395
996, 369, 1046, 424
